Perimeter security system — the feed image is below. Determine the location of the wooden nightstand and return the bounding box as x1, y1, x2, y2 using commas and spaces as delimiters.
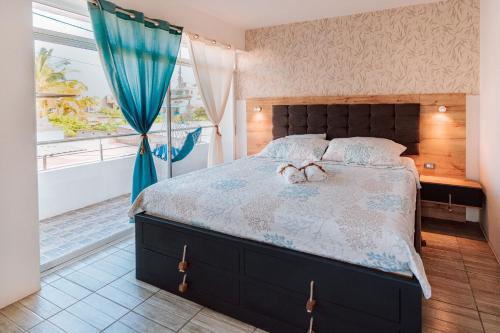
419, 175, 484, 222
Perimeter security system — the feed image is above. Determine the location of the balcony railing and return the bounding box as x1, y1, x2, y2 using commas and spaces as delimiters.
37, 125, 214, 171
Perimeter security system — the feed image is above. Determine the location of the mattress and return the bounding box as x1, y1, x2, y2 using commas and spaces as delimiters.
130, 156, 431, 298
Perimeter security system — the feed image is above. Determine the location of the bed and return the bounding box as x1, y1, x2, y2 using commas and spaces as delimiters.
132, 103, 427, 333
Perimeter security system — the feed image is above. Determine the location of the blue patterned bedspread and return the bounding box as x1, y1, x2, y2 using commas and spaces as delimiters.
130, 156, 431, 298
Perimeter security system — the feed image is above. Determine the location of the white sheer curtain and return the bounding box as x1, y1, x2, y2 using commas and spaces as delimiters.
188, 36, 235, 166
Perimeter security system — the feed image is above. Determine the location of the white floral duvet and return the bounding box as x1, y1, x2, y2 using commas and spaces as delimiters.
130, 156, 431, 298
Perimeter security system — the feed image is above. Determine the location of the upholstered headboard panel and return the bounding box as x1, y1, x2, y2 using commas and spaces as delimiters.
272, 104, 420, 155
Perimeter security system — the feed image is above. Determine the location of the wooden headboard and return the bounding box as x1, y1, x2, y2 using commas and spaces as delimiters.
271, 103, 420, 155
246, 94, 466, 178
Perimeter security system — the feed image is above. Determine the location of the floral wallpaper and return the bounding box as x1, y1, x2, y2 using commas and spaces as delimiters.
236, 0, 479, 99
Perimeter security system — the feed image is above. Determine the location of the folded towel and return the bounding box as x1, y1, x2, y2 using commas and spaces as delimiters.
300, 161, 328, 182
277, 163, 306, 184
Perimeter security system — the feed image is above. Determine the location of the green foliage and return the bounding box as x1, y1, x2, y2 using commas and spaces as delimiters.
192, 107, 208, 121
49, 113, 123, 136
173, 113, 185, 123
77, 96, 99, 111
48, 114, 90, 137
154, 113, 163, 124
35, 48, 86, 95
99, 106, 127, 125
99, 106, 122, 118
91, 122, 119, 133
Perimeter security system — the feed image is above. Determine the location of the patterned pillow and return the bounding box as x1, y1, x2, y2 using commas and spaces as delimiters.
322, 137, 407, 166
258, 137, 329, 161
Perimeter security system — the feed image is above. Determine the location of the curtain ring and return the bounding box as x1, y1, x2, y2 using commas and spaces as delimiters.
140, 133, 148, 155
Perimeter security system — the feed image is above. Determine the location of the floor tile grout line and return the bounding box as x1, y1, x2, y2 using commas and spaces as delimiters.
175, 306, 205, 332
457, 239, 489, 328
128, 289, 178, 331
104, 309, 136, 332
30, 227, 500, 332
458, 243, 481, 313
44, 259, 135, 331
39, 241, 136, 330
423, 301, 485, 333
96, 274, 160, 332
0, 310, 28, 333
423, 231, 498, 332
6, 238, 133, 333
1, 301, 46, 331
117, 289, 176, 333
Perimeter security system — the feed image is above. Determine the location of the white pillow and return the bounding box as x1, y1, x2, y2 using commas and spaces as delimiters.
258, 137, 329, 161
286, 133, 327, 139
322, 137, 407, 166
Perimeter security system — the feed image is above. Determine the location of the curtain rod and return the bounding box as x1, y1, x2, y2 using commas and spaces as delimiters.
87, 0, 180, 32
87, 0, 232, 49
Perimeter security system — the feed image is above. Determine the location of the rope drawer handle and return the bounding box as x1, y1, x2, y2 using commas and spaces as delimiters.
448, 193, 453, 212
307, 317, 316, 333
306, 280, 316, 313
178, 274, 188, 293
178, 245, 188, 272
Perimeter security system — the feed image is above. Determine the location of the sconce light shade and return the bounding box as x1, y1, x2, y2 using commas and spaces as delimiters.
438, 105, 447, 113
253, 106, 263, 113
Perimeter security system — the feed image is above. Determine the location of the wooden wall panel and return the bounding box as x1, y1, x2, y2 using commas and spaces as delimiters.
246, 94, 466, 178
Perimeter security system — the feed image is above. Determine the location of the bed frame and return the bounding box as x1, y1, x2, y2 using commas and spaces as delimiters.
135, 103, 423, 333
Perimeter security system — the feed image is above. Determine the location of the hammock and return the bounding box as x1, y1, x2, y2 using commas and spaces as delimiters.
153, 127, 202, 162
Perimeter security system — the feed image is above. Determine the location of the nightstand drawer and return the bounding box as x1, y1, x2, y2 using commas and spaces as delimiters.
420, 183, 483, 207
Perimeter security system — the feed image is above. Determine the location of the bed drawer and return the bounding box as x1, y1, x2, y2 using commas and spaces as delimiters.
244, 248, 401, 322
314, 303, 399, 333
241, 279, 399, 333
241, 279, 309, 329
140, 221, 239, 273
137, 249, 239, 305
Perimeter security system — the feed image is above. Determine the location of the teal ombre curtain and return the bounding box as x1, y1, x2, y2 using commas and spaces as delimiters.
87, 0, 182, 202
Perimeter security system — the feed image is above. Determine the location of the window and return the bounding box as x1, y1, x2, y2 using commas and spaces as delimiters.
162, 38, 211, 142
33, 3, 209, 170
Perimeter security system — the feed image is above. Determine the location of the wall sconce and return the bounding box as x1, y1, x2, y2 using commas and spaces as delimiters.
438, 105, 447, 113
253, 106, 263, 112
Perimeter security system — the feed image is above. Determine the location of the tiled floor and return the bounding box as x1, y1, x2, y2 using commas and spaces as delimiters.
421, 219, 500, 333
1, 236, 261, 333
1, 220, 499, 332
39, 195, 133, 271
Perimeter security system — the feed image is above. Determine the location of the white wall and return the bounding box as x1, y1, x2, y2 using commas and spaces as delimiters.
0, 0, 41, 309
466, 95, 480, 181
480, 0, 500, 259
38, 157, 134, 219
41, 0, 245, 49
39, 144, 209, 219
235, 100, 247, 159
114, 0, 245, 49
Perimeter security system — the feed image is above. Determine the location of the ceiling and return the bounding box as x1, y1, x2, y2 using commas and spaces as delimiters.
180, 0, 444, 29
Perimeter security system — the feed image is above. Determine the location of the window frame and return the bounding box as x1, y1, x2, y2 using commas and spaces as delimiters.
32, 3, 207, 175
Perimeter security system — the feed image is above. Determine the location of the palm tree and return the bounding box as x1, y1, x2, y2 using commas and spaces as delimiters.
35, 48, 89, 117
